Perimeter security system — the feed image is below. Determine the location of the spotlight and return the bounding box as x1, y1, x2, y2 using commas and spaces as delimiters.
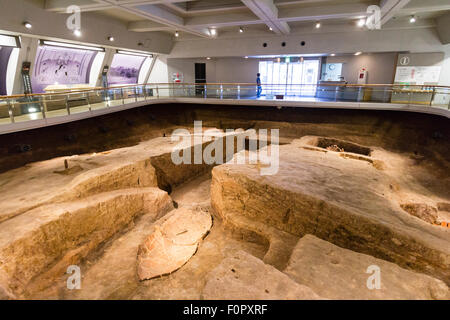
409, 15, 416, 23
330, 53, 335, 56
175, 31, 179, 37
354, 51, 362, 56
269, 27, 273, 31
357, 18, 365, 27
206, 57, 211, 60
74, 29, 82, 37
23, 22, 32, 29
107, 36, 114, 42
210, 28, 217, 36
245, 56, 249, 59
315, 22, 321, 29
239, 27, 244, 33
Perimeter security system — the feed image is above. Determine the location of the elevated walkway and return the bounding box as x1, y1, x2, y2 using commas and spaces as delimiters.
0, 83, 448, 134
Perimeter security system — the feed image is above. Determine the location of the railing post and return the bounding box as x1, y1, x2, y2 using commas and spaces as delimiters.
134, 86, 138, 102
40, 97, 46, 119
237, 85, 240, 99
42, 95, 47, 118
143, 85, 147, 101
65, 96, 71, 115
7, 100, 14, 123
86, 93, 92, 112
357, 86, 362, 102
121, 88, 125, 104
430, 87, 435, 107
204, 84, 207, 99
220, 84, 223, 99
156, 85, 159, 98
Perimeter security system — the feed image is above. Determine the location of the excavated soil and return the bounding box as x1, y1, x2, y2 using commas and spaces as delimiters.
0, 104, 448, 300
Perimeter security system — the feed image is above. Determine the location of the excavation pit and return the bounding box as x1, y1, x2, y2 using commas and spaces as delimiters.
0, 105, 448, 300
315, 137, 372, 156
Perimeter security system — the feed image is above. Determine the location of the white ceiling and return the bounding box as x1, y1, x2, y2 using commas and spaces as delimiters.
40, 0, 450, 39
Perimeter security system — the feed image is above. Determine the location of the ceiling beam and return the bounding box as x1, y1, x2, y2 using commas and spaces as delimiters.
241, 0, 290, 34
185, 12, 261, 28
90, 0, 212, 38
181, 3, 378, 28
45, 0, 196, 12
380, 0, 411, 25
278, 3, 370, 22
128, 20, 173, 32
45, 0, 112, 12
398, 0, 450, 15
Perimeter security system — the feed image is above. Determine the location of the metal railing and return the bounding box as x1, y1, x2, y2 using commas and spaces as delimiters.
0, 83, 449, 126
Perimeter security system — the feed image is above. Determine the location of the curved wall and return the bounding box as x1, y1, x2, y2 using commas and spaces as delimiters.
0, 46, 13, 95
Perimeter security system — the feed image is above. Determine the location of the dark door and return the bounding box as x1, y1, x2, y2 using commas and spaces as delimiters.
195, 63, 206, 96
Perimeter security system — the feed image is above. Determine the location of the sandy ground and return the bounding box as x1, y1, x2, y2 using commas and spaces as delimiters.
27, 173, 267, 300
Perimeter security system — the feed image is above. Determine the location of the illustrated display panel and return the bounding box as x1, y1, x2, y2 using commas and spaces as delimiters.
32, 45, 98, 93
108, 53, 145, 85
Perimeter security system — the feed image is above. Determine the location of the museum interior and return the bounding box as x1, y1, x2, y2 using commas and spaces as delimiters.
0, 0, 449, 301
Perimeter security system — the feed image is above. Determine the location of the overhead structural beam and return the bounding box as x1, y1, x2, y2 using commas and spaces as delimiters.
241, 0, 290, 34
45, 0, 111, 12
278, 3, 369, 21
129, 4, 212, 38
380, 0, 411, 25
397, 0, 450, 15
128, 21, 173, 32
45, 0, 196, 12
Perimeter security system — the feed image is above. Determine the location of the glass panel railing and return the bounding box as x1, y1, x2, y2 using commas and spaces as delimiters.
0, 83, 448, 128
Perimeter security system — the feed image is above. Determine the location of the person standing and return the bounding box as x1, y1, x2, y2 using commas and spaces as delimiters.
256, 73, 262, 98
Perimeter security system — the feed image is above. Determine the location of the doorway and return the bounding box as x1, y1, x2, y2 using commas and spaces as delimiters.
195, 63, 206, 96
258, 59, 320, 97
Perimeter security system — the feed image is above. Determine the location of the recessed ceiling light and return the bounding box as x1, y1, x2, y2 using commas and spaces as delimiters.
74, 29, 82, 37
315, 22, 321, 29
269, 27, 273, 31
239, 27, 244, 33
357, 19, 366, 27
354, 51, 362, 56
330, 53, 335, 56
409, 15, 416, 23
210, 28, 217, 36
24, 22, 32, 29
107, 36, 114, 42
175, 31, 179, 37
206, 57, 211, 60
245, 56, 249, 59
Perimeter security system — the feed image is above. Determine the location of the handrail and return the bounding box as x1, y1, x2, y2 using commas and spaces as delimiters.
0, 82, 449, 100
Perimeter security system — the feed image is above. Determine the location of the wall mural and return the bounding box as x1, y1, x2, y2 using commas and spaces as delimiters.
31, 45, 97, 93
0, 46, 13, 95
108, 53, 145, 85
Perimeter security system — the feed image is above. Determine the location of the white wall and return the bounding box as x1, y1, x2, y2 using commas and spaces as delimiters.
170, 28, 445, 59
325, 53, 397, 84
167, 58, 217, 83
165, 54, 397, 85
148, 56, 169, 83
215, 58, 259, 83
438, 45, 450, 86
